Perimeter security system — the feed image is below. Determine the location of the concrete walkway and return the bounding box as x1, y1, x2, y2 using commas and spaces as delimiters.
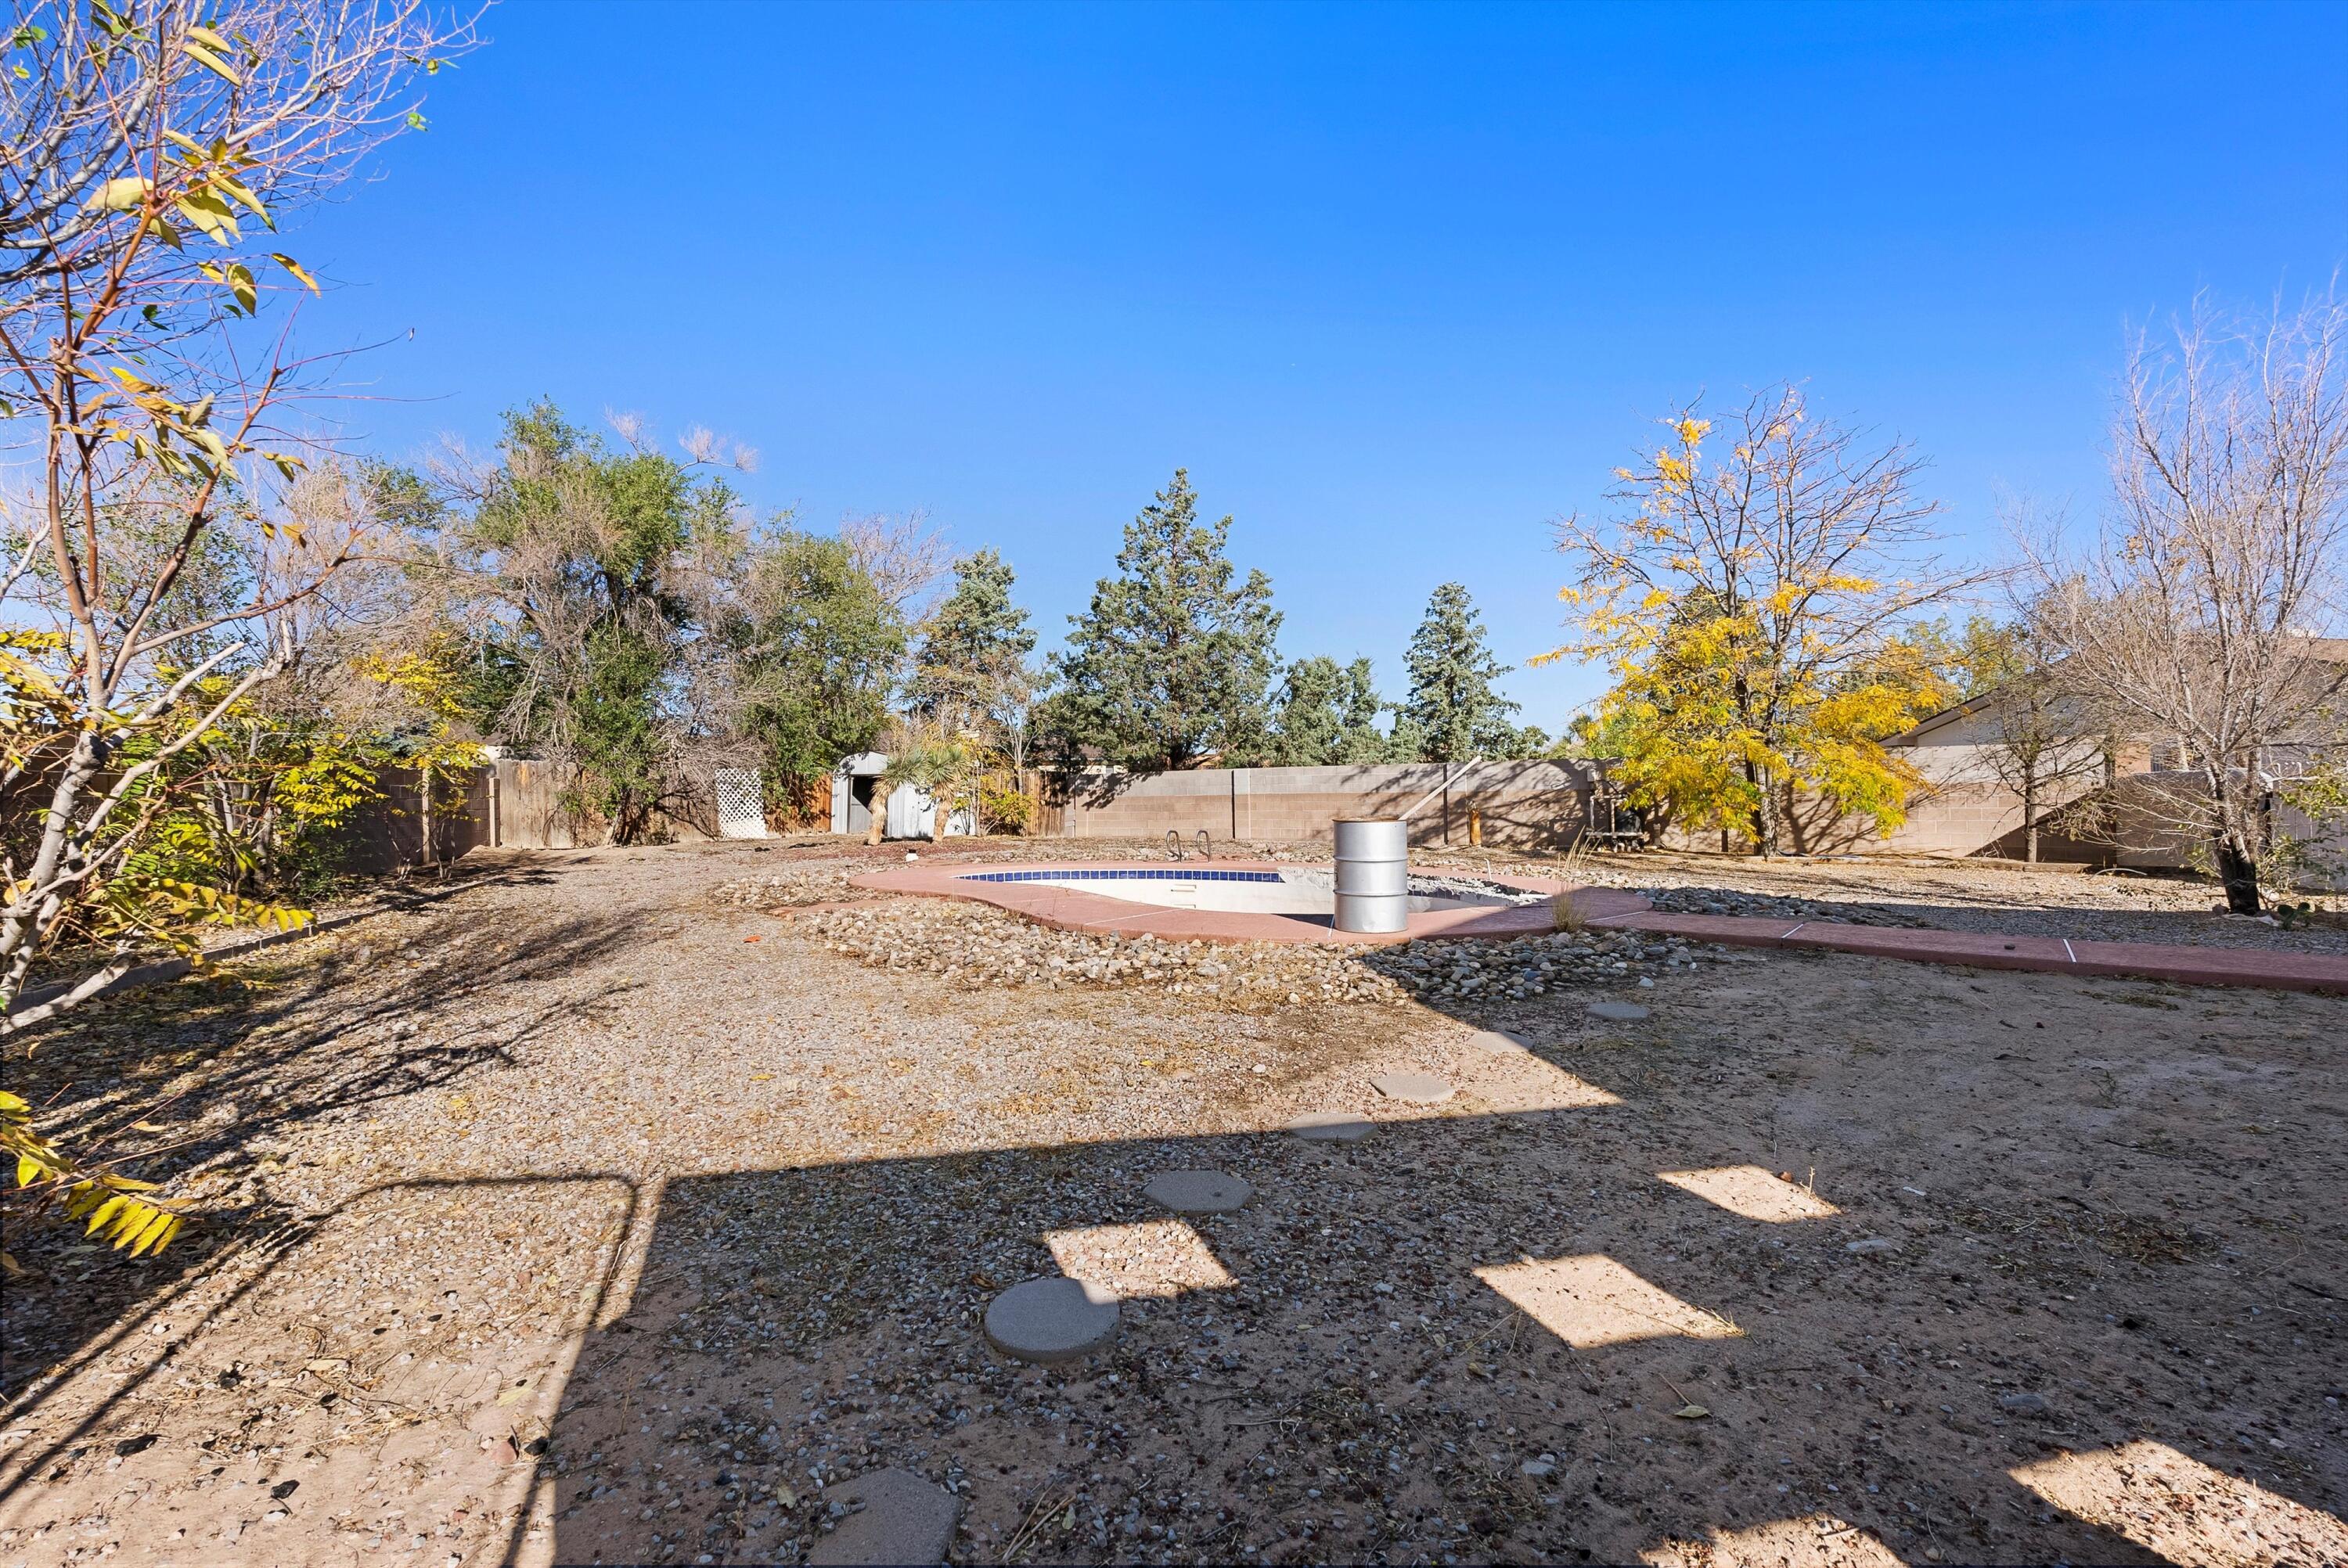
1590, 909, 2348, 996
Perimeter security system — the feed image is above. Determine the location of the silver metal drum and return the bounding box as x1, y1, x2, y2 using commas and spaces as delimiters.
1332, 818, 1410, 933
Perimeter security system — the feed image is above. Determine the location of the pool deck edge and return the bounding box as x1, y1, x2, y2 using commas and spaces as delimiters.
844, 859, 2348, 994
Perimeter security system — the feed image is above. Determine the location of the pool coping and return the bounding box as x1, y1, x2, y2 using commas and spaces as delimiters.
847, 859, 2348, 993
847, 860, 1637, 945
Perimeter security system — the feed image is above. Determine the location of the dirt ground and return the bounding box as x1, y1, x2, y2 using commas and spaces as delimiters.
2, 840, 2343, 1567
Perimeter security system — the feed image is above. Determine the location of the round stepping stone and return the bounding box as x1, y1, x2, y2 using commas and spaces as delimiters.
1284, 1110, 1372, 1142
1468, 1029, 1532, 1056
808, 1466, 961, 1566
1371, 1072, 1455, 1105
1587, 999, 1651, 1023
1144, 1169, 1253, 1214
984, 1277, 1120, 1364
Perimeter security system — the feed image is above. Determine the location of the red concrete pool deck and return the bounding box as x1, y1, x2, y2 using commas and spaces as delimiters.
1590, 910, 2348, 996
849, 859, 2348, 995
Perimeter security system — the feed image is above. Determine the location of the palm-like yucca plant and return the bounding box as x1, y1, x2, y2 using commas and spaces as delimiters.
867, 735, 986, 846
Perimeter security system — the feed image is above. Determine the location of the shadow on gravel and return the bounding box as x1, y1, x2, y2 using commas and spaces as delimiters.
0, 903, 656, 1431
514, 1088, 2344, 1565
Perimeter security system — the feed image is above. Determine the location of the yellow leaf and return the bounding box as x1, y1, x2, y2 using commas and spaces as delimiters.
211, 174, 268, 225
179, 38, 241, 84
128, 1210, 178, 1257
14, 1153, 38, 1188
173, 189, 237, 243
270, 252, 319, 293
87, 176, 151, 212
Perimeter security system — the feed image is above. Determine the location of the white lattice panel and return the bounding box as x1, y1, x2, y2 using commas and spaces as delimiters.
715, 768, 768, 839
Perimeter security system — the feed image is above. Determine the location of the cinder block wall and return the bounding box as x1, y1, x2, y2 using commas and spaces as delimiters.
1040, 761, 1604, 848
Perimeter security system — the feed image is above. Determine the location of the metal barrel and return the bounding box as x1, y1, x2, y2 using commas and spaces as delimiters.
1331, 818, 1410, 933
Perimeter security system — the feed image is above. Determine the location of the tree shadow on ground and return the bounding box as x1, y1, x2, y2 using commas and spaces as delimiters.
517, 1067, 2342, 1565
0, 897, 657, 1431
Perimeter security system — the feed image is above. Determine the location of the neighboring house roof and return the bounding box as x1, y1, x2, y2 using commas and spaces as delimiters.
1888, 690, 2004, 747
1891, 635, 2348, 750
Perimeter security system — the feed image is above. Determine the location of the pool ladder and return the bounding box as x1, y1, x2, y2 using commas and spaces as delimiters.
1165, 829, 1212, 861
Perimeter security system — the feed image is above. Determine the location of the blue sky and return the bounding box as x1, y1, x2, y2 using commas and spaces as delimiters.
291, 0, 2348, 732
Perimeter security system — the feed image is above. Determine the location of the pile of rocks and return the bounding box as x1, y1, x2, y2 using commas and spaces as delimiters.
797, 899, 1710, 1009
1628, 883, 1927, 928
709, 866, 867, 908
799, 901, 1408, 1005
1357, 928, 1710, 1002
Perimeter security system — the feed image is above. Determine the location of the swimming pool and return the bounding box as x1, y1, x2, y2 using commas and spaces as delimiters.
854, 858, 1646, 945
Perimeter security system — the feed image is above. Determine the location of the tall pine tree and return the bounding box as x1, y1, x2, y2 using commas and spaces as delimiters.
1268, 656, 1392, 764
909, 548, 1037, 734
1402, 582, 1521, 761
1045, 469, 1282, 768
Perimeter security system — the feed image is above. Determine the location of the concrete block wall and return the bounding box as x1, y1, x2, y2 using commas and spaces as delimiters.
1044, 761, 1604, 848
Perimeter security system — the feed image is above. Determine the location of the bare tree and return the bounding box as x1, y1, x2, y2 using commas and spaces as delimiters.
2029, 292, 2348, 912
841, 509, 949, 621
1, 0, 472, 1030
1960, 603, 2110, 863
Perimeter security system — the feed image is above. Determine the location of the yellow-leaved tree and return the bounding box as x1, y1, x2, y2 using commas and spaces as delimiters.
1, 0, 472, 1271
1543, 387, 1989, 855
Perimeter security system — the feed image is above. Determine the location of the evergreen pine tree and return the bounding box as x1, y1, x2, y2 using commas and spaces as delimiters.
1045, 469, 1281, 768
1268, 656, 1393, 764
1401, 582, 1521, 761
909, 548, 1036, 732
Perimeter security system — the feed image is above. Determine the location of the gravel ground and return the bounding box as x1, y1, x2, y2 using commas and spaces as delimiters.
2, 838, 2343, 1568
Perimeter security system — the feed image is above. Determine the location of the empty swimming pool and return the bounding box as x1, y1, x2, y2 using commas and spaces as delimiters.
854, 858, 1649, 944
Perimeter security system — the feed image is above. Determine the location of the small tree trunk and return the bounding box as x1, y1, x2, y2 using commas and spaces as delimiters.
2022, 772, 2040, 864
2215, 836, 2263, 914
1743, 758, 1772, 857
2208, 771, 2263, 915
933, 797, 950, 843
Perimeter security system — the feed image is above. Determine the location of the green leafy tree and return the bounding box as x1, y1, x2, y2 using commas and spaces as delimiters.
448, 404, 735, 841
1401, 583, 1521, 762
722, 529, 909, 801
1268, 656, 1393, 765
1044, 469, 1282, 768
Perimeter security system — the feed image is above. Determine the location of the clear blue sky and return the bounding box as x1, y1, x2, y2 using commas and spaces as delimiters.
292, 0, 2348, 732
